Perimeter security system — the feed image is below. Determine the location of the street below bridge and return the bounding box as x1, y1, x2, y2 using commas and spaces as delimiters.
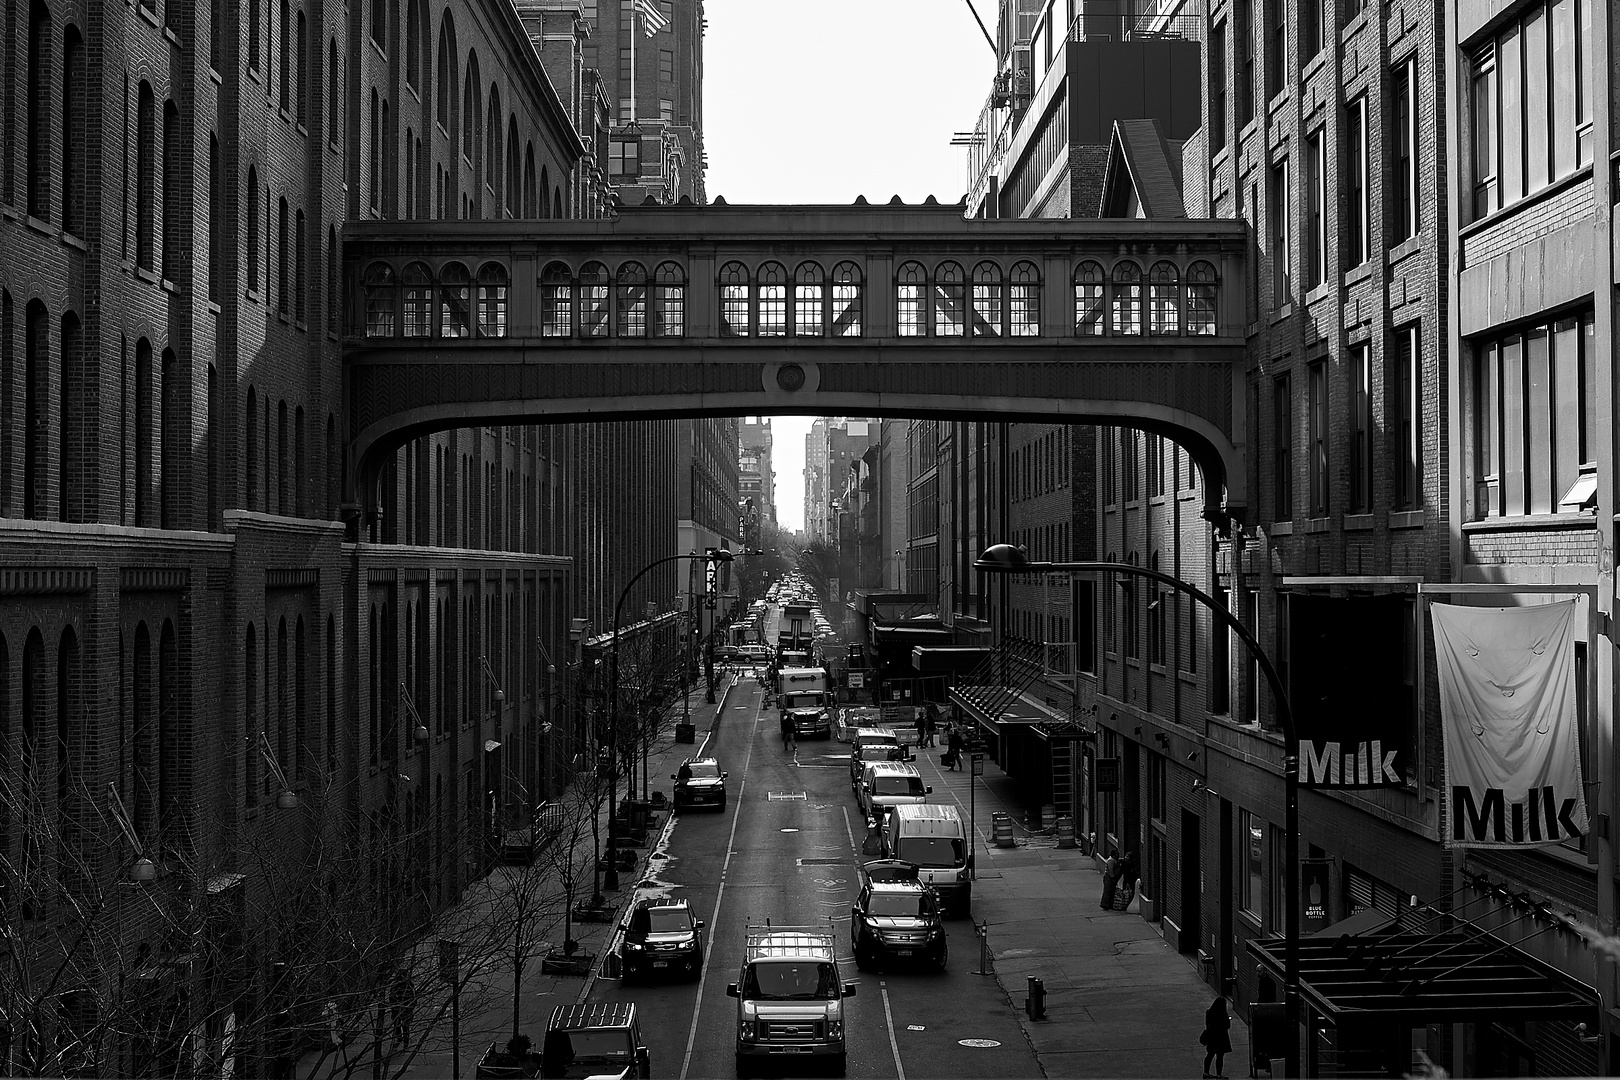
585, 675, 1038, 1079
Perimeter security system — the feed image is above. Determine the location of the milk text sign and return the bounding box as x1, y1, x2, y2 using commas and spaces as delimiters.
1432, 600, 1589, 848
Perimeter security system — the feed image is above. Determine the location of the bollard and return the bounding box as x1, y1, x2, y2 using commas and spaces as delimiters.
973, 920, 991, 976
1039, 803, 1056, 830
1054, 814, 1076, 848
991, 812, 1016, 848
1025, 975, 1047, 1020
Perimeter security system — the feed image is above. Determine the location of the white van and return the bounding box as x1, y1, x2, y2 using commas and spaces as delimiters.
881, 803, 971, 915
857, 762, 930, 820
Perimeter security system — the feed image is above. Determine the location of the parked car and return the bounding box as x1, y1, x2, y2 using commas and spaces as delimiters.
856, 858, 921, 887
851, 879, 948, 971
621, 897, 704, 982
671, 757, 728, 811
848, 728, 907, 786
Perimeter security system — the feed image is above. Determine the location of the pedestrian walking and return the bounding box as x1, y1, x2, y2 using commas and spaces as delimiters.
1099, 849, 1122, 909
1200, 994, 1232, 1078
780, 711, 796, 751
922, 703, 938, 747
945, 725, 965, 770
914, 707, 927, 748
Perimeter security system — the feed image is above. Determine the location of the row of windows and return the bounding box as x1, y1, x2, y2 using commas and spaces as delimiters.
359, 257, 1223, 340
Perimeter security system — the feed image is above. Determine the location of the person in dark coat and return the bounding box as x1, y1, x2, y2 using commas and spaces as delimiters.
945, 725, 965, 770
1099, 849, 1122, 909
1200, 994, 1233, 1078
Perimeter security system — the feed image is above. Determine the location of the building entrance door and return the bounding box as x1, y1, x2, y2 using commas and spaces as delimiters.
1180, 808, 1201, 953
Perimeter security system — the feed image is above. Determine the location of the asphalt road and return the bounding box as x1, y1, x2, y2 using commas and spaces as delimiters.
585, 677, 1039, 1080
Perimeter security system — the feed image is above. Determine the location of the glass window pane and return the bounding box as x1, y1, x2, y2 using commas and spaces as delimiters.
1500, 23, 1523, 203
1550, 0, 1577, 178
1523, 4, 1548, 191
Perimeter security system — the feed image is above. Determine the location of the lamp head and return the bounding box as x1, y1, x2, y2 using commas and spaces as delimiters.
415, 722, 431, 742
130, 856, 159, 883
276, 789, 299, 810
494, 688, 505, 703
973, 543, 1033, 573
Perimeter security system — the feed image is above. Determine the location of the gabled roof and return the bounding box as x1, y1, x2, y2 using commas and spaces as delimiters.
1100, 118, 1187, 220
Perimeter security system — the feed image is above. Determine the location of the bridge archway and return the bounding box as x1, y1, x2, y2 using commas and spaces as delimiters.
343, 203, 1249, 529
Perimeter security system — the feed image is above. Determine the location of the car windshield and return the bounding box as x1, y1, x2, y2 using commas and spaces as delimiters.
872, 776, 923, 796
867, 893, 934, 918
542, 1029, 634, 1079
631, 907, 692, 933
743, 961, 838, 1000
896, 837, 965, 868
859, 736, 899, 751
682, 762, 720, 779
783, 693, 821, 709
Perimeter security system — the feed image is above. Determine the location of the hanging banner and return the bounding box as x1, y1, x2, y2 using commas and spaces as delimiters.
1431, 601, 1588, 848
1290, 595, 1411, 788
1299, 858, 1332, 935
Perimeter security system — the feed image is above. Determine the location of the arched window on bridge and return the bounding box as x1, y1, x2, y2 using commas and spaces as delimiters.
440, 262, 471, 337
541, 261, 572, 336
402, 262, 432, 337
1148, 261, 1180, 335
653, 261, 685, 337
476, 262, 508, 337
719, 261, 749, 337
757, 262, 787, 337
580, 262, 610, 337
1074, 260, 1105, 336
831, 261, 862, 337
971, 261, 1002, 336
1110, 261, 1143, 336
896, 261, 926, 337
1186, 261, 1218, 336
793, 262, 825, 336
616, 261, 648, 337
364, 263, 396, 337
1009, 261, 1040, 336
933, 261, 965, 337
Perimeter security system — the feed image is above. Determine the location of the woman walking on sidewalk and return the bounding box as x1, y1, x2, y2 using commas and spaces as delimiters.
780, 711, 797, 752
1200, 994, 1232, 1078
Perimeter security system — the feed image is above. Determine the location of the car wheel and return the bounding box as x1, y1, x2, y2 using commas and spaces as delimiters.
936, 940, 949, 971
852, 935, 867, 971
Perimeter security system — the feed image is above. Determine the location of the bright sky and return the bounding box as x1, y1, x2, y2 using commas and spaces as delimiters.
703, 0, 998, 532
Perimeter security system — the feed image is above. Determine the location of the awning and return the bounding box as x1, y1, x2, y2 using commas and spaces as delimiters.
1248, 924, 1599, 1027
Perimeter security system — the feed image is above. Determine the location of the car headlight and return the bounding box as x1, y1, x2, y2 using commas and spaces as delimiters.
738, 1020, 757, 1042
624, 940, 644, 951
827, 1019, 843, 1040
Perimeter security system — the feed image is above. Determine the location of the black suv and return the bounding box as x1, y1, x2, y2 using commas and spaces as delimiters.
851, 879, 947, 971
621, 898, 704, 982
671, 757, 727, 811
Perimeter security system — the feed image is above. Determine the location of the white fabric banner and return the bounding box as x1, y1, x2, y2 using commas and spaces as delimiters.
1432, 600, 1588, 848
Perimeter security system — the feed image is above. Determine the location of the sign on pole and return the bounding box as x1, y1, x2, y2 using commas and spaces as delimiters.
970, 752, 984, 777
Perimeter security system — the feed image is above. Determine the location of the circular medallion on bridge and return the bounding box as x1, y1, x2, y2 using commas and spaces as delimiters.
776, 364, 806, 391
761, 361, 819, 395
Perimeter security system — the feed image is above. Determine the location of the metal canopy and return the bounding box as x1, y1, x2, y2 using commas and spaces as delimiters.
1248, 929, 1598, 1026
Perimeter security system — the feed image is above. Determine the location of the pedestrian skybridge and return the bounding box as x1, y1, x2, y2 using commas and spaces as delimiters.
343, 201, 1249, 525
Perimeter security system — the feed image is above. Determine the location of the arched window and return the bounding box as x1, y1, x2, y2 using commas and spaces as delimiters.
136, 83, 156, 269
1148, 261, 1180, 335
1073, 260, 1105, 335
615, 261, 648, 337
579, 261, 609, 337
245, 385, 258, 509
436, 16, 457, 141
933, 261, 965, 337
757, 261, 787, 337
538, 165, 550, 218
328, 38, 341, 145
552, 188, 562, 219
895, 261, 926, 337
439, 262, 470, 337
295, 11, 308, 124
404, 0, 422, 89
485, 84, 501, 196
652, 261, 684, 337
505, 117, 520, 217
278, 0, 291, 112
401, 261, 432, 337
718, 261, 749, 337
62, 26, 85, 235
476, 262, 508, 337
1186, 261, 1218, 336
462, 53, 481, 164
793, 262, 825, 337
1110, 261, 1143, 335
1008, 261, 1040, 336
971, 261, 1002, 336
540, 261, 572, 337
370, 0, 386, 49
523, 143, 536, 217
831, 261, 863, 337
27, 1, 51, 221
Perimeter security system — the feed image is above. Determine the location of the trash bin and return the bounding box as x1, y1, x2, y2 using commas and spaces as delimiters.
675, 722, 696, 743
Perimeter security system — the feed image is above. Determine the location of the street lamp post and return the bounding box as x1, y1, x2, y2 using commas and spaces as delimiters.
974, 543, 1300, 1078
608, 548, 738, 892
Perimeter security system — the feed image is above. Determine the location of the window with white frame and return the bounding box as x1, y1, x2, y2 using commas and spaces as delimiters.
1344, 96, 1369, 267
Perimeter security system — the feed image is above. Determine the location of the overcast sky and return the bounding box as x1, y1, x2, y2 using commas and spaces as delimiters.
702, 0, 998, 532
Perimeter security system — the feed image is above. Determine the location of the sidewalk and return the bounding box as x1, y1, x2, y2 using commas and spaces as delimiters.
922, 745, 1253, 1079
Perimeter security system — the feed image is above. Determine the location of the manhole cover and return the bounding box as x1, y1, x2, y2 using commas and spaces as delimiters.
958, 1039, 1001, 1049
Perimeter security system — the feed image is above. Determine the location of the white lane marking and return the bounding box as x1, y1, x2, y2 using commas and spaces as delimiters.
678, 710, 755, 1080
881, 983, 907, 1080
841, 804, 858, 853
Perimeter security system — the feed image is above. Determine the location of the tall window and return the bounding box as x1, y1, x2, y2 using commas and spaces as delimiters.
1148, 262, 1179, 334
1305, 131, 1325, 288
246, 167, 260, 291
933, 261, 965, 337
476, 263, 508, 337
1392, 57, 1418, 241
540, 262, 572, 338
719, 261, 749, 337
1348, 343, 1371, 513
249, 0, 261, 70
896, 261, 925, 337
62, 27, 85, 234
757, 262, 787, 337
161, 101, 181, 281
439, 262, 470, 337
296, 11, 308, 124
652, 261, 684, 337
294, 209, 306, 321
208, 137, 222, 301
1009, 262, 1039, 336
1307, 360, 1328, 516
1074, 260, 1104, 335
1110, 262, 1142, 335
1186, 262, 1217, 335
1209, 21, 1227, 151
831, 261, 862, 337
1273, 374, 1292, 519
579, 262, 609, 337
1344, 97, 1368, 267
1269, 158, 1290, 304
1265, 0, 1285, 100
1240, 809, 1263, 917
276, 197, 289, 314
1235, 0, 1254, 127
971, 262, 1002, 336
1393, 327, 1420, 509
402, 262, 431, 337
1300, 0, 1323, 61
329, 39, 341, 145
793, 262, 824, 336
368, 90, 382, 213
278, 0, 291, 112
136, 84, 156, 269
27, 1, 51, 221
364, 263, 396, 336
615, 261, 648, 337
